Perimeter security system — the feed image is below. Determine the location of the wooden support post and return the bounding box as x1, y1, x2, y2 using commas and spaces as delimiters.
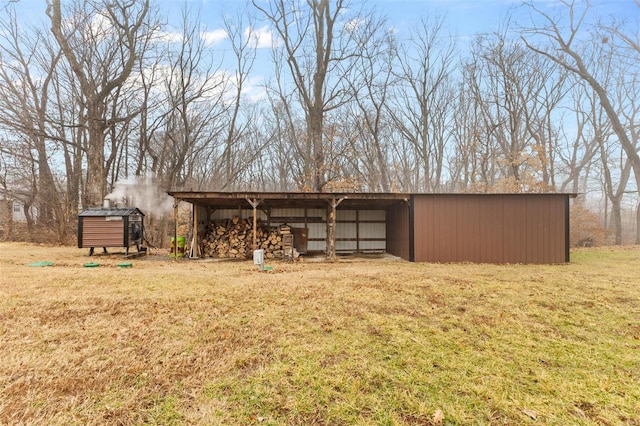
173, 200, 179, 261
267, 207, 271, 229
326, 197, 344, 261
253, 205, 257, 250
191, 204, 201, 258
247, 198, 261, 251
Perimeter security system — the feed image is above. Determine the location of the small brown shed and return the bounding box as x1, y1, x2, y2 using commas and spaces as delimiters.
78, 207, 144, 256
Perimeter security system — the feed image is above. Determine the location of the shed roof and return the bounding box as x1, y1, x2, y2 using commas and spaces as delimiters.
167, 191, 411, 209
167, 191, 576, 210
78, 207, 145, 217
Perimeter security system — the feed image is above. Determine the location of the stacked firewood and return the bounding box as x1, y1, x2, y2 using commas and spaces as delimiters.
201, 216, 286, 259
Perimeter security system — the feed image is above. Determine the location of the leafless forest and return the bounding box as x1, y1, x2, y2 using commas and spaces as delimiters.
0, 0, 639, 246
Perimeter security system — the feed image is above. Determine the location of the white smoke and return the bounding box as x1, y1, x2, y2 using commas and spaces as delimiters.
105, 175, 173, 216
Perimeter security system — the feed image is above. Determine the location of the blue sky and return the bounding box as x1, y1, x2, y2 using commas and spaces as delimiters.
151, 0, 636, 96
3, 0, 637, 100
145, 0, 639, 80
159, 0, 637, 40
6, 0, 637, 49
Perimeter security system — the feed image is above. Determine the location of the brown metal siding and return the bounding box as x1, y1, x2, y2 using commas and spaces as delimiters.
503, 196, 527, 263
478, 196, 504, 263
80, 217, 125, 248
526, 197, 549, 263
549, 197, 567, 262
412, 196, 432, 262
412, 194, 569, 264
434, 196, 457, 262
457, 196, 480, 262
386, 202, 410, 260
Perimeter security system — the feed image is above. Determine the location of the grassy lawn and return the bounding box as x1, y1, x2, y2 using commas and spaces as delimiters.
1, 243, 639, 425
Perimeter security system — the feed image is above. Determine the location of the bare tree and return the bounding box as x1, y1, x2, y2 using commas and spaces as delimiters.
132, 39, 168, 180
0, 7, 71, 239
604, 1, 640, 57
345, 22, 396, 191
254, 0, 382, 191
449, 69, 496, 192
146, 6, 229, 191
0, 149, 13, 239
47, 0, 154, 207
602, 9, 640, 243
556, 85, 600, 197
463, 28, 567, 193
218, 9, 259, 190
261, 92, 303, 191
522, 0, 640, 241
387, 16, 456, 192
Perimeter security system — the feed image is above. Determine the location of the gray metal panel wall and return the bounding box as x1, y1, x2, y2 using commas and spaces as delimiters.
412, 194, 569, 264
209, 207, 387, 254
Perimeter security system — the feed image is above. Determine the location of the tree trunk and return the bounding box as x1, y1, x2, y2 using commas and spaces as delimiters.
326, 198, 342, 261
636, 201, 640, 245
310, 109, 325, 192
3, 196, 13, 240
610, 197, 623, 245
326, 202, 336, 261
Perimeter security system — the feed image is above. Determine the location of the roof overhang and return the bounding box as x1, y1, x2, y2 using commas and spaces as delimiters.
167, 191, 578, 211
167, 191, 411, 210
78, 207, 145, 217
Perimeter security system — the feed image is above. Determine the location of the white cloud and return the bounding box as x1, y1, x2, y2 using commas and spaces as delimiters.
240, 76, 267, 103
157, 30, 183, 43
344, 18, 364, 33
88, 11, 113, 42
244, 25, 277, 49
201, 29, 228, 45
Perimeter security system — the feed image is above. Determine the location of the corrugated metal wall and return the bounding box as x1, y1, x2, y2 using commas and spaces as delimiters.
207, 207, 386, 253
303, 208, 327, 252
346, 210, 386, 252
337, 210, 356, 252
412, 194, 568, 264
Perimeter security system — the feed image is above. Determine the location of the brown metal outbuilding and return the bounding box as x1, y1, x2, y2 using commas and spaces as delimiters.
168, 191, 573, 264
78, 207, 145, 256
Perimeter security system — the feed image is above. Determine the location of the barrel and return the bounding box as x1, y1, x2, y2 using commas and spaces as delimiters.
170, 236, 186, 257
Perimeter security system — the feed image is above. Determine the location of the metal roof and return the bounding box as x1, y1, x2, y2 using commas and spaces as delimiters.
167, 191, 411, 209
78, 207, 145, 217
167, 191, 576, 210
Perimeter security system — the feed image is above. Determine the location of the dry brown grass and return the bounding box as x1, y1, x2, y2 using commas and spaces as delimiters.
1, 243, 639, 425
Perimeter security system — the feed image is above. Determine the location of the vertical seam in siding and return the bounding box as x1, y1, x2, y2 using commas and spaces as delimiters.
78, 217, 83, 248
455, 197, 459, 262
523, 197, 535, 264
499, 197, 504, 264
501, 197, 506, 264
124, 215, 129, 247
565, 196, 570, 262
409, 196, 415, 262
544, 196, 550, 264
